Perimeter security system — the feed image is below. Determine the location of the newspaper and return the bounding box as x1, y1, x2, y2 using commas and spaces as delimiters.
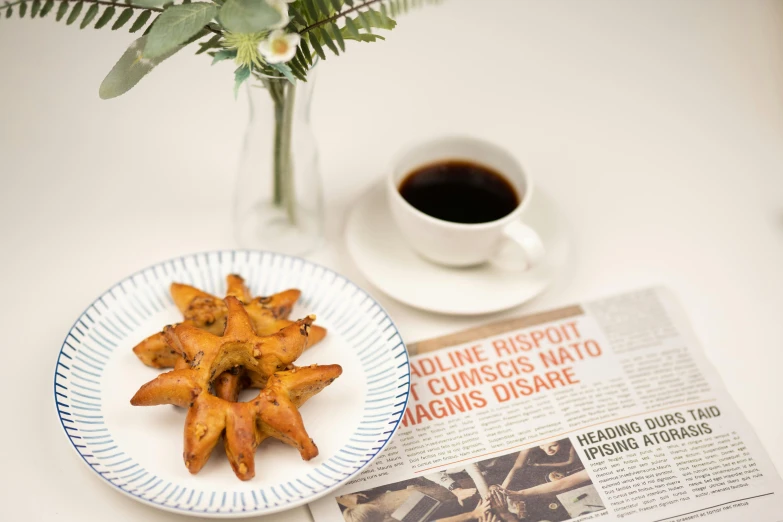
308, 287, 782, 522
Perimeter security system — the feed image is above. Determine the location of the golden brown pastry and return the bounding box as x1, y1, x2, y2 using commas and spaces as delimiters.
133, 275, 326, 368
131, 296, 341, 480
132, 274, 327, 401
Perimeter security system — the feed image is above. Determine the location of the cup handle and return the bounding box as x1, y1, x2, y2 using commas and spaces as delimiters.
501, 221, 546, 269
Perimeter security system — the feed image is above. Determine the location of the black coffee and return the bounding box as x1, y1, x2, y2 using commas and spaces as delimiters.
399, 160, 519, 224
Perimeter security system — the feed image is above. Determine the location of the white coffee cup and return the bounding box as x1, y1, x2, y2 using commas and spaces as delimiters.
387, 136, 545, 268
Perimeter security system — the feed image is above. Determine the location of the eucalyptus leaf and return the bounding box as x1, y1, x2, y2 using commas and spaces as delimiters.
218, 0, 280, 34
233, 65, 250, 99
144, 3, 217, 59
30, 0, 40, 18
99, 34, 183, 99
18, 1, 26, 17
98, 36, 181, 100
128, 9, 151, 33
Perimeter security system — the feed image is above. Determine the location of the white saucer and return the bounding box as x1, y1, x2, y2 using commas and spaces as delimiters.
345, 183, 570, 315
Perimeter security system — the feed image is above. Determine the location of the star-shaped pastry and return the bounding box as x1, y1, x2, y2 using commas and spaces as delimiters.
131, 296, 341, 480
132, 274, 327, 400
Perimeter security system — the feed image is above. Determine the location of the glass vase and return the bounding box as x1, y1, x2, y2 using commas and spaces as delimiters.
233, 69, 323, 256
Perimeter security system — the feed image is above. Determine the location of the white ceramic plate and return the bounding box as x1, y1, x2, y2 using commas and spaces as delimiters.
345, 183, 570, 315
53, 250, 410, 518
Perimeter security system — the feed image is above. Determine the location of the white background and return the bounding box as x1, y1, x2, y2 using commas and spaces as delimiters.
1, 0, 782, 520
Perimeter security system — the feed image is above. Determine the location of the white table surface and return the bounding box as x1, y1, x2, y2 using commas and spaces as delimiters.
1, 0, 782, 519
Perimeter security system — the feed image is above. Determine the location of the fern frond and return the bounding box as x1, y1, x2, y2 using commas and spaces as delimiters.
128, 9, 151, 32
4, 0, 440, 96
307, 31, 325, 60
40, 0, 54, 16
318, 26, 338, 55
79, 3, 99, 28
65, 1, 82, 25
313, 0, 331, 17
195, 32, 221, 54
299, 36, 312, 62
141, 12, 157, 35
298, 0, 436, 33
289, 4, 307, 26
111, 7, 133, 29
329, 20, 344, 51
301, 0, 319, 22
293, 0, 436, 66
1, 0, 167, 35
55, 1, 68, 20
93, 5, 114, 28
386, 0, 441, 16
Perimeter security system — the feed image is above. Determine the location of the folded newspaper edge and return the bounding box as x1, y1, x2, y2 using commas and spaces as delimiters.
309, 287, 783, 522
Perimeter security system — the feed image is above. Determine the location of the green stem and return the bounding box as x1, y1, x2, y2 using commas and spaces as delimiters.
257, 75, 299, 225
266, 78, 285, 206
279, 81, 297, 225
272, 90, 285, 206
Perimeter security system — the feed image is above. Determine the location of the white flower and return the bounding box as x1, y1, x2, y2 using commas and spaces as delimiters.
266, 0, 294, 29
259, 29, 301, 64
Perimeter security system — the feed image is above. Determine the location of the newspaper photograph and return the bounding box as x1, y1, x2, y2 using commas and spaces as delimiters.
308, 287, 782, 522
